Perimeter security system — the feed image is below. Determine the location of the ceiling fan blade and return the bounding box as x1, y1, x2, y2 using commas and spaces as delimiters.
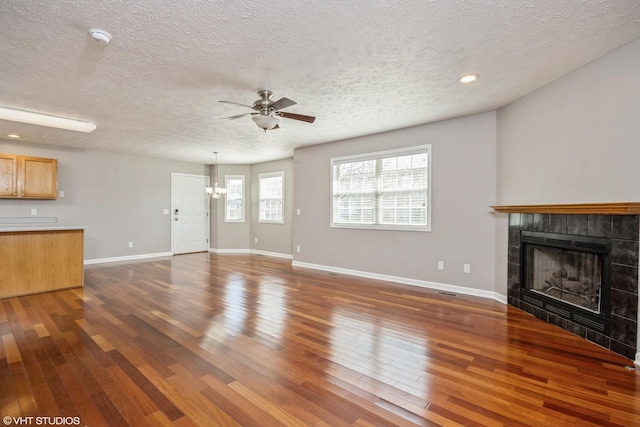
279, 111, 316, 123
219, 100, 254, 109
270, 97, 296, 111
221, 112, 253, 120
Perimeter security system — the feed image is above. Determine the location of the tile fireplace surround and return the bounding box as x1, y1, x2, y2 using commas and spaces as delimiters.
499, 207, 639, 361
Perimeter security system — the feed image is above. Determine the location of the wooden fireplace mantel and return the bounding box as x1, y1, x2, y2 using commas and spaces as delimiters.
491, 202, 640, 215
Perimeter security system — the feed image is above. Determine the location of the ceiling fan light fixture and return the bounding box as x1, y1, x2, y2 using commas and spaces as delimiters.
0, 106, 96, 133
252, 114, 279, 130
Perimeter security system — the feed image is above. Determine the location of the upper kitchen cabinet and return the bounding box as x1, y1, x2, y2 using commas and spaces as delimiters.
0, 154, 18, 197
0, 154, 58, 199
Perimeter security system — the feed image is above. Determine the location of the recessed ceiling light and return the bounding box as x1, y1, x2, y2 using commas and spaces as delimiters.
460, 74, 479, 83
8, 134, 20, 138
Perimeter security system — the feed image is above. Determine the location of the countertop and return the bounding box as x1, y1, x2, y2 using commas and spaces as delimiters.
0, 224, 87, 232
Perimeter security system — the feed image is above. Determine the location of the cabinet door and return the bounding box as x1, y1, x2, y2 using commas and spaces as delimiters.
0, 154, 18, 197
19, 156, 58, 199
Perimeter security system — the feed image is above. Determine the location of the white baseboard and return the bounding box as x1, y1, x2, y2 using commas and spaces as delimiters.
250, 249, 293, 260
291, 260, 508, 304
84, 252, 173, 265
209, 247, 293, 260
635, 353, 640, 367
209, 248, 250, 254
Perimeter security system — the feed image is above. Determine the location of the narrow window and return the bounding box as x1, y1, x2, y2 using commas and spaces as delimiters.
259, 171, 284, 224
224, 175, 245, 222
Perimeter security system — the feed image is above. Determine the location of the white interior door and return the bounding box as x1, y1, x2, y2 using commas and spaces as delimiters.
172, 173, 210, 254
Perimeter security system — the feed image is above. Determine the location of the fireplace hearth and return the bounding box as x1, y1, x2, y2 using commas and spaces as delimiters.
506, 212, 638, 360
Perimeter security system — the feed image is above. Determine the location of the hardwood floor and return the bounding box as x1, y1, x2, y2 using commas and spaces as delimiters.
1, 253, 639, 426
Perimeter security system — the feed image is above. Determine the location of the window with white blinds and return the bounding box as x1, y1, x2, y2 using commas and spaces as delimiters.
331, 145, 431, 231
259, 171, 284, 224
224, 175, 245, 222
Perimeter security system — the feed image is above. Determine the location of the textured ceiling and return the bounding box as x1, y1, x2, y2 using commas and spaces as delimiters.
1, 1, 639, 164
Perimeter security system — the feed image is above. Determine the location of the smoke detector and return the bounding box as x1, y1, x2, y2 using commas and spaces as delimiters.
89, 29, 112, 45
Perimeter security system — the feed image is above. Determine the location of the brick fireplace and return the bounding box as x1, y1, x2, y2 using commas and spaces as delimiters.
494, 204, 639, 361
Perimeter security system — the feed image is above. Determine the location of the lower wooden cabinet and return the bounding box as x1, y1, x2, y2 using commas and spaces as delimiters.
0, 228, 84, 298
0, 154, 57, 199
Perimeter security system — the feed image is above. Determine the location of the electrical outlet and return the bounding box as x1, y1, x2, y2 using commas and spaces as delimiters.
464, 264, 471, 274
437, 260, 444, 270
31, 208, 37, 216
59, 191, 65, 198
128, 242, 133, 248
254, 237, 258, 243
297, 208, 301, 215
296, 245, 301, 253
163, 209, 169, 215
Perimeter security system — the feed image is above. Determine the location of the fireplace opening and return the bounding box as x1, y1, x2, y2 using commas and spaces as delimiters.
525, 245, 603, 312
521, 231, 611, 333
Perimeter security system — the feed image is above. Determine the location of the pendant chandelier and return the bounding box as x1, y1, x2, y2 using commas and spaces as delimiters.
205, 152, 227, 199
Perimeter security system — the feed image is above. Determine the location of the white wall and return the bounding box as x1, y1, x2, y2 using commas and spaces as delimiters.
497, 38, 640, 205
0, 140, 208, 260
293, 112, 498, 294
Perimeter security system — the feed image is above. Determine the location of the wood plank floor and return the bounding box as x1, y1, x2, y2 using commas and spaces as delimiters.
1, 253, 639, 426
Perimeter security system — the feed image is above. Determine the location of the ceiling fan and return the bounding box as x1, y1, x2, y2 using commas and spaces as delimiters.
220, 90, 316, 131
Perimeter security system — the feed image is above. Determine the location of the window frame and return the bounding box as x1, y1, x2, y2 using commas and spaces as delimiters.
224, 175, 245, 223
258, 171, 285, 224
330, 145, 431, 232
